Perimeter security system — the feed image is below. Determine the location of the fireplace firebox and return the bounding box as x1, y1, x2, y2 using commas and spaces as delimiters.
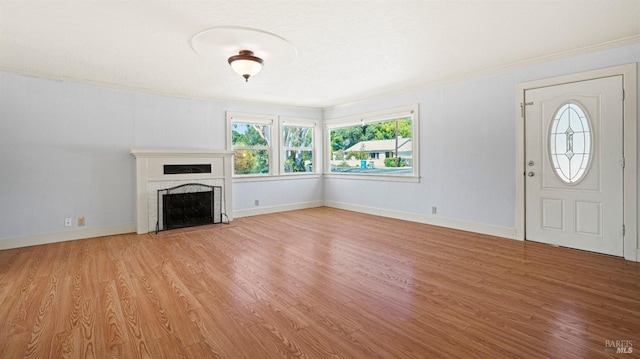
156, 183, 225, 233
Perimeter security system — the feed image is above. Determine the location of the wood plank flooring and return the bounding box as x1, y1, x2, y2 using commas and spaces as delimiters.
0, 207, 638, 358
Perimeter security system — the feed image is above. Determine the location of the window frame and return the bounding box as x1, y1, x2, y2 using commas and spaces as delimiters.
227, 112, 276, 177
324, 104, 420, 182
280, 117, 318, 176
227, 112, 320, 182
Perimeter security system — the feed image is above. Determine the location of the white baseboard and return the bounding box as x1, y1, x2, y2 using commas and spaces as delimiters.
0, 223, 136, 250
233, 200, 324, 218
2, 205, 630, 259
323, 201, 517, 240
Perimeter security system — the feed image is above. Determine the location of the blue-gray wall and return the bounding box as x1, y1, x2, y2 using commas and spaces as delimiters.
323, 42, 639, 246
0, 74, 322, 243
1, 42, 638, 250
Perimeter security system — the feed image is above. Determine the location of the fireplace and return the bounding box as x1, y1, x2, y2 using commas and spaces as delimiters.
131, 149, 234, 234
157, 183, 224, 232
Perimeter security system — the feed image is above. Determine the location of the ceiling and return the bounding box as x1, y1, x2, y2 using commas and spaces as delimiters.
1, 1, 639, 108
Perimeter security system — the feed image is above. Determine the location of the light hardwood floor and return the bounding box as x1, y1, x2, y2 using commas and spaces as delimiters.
0, 207, 638, 358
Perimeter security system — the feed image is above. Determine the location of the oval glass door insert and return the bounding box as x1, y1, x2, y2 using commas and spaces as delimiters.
549, 103, 592, 184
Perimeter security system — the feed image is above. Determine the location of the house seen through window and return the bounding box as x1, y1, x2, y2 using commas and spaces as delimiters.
326, 104, 418, 179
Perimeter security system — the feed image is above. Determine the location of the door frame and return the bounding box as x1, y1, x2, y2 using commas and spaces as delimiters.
515, 63, 638, 261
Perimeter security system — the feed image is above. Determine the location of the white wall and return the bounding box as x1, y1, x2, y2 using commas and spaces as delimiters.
0, 72, 322, 246
323, 43, 640, 241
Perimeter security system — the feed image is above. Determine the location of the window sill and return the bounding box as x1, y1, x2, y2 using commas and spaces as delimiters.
323, 173, 420, 183
232, 173, 322, 183
232, 173, 419, 183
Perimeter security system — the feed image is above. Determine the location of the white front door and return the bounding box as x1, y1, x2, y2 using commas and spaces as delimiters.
524, 76, 624, 256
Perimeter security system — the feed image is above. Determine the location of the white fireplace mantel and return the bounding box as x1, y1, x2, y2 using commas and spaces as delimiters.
131, 149, 234, 234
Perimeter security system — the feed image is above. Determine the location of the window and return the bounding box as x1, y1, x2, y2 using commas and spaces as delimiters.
282, 120, 315, 173
227, 112, 318, 179
228, 112, 274, 176
325, 104, 419, 181
549, 102, 592, 184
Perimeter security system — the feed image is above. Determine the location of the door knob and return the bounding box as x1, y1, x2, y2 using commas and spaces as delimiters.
528, 161, 534, 166
528, 171, 535, 177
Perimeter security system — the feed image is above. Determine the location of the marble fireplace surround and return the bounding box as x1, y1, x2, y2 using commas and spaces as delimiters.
131, 149, 234, 234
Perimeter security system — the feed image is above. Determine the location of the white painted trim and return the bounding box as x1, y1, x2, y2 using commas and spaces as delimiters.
279, 116, 321, 176
324, 201, 382, 217
623, 65, 638, 262
515, 63, 638, 261
130, 149, 235, 158
322, 174, 420, 183
323, 103, 420, 181
0, 224, 136, 250
323, 201, 517, 240
227, 111, 278, 177
233, 200, 324, 218
233, 173, 321, 183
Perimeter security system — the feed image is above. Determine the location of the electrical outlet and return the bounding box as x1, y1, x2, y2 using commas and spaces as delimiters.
254, 200, 259, 206
432, 206, 437, 214
78, 217, 85, 227
64, 218, 72, 227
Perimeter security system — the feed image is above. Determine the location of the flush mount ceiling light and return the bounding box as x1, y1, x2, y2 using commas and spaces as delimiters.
227, 50, 263, 82
191, 26, 297, 84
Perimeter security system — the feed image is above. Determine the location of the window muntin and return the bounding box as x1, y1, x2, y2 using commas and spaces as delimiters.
229, 114, 274, 176
326, 105, 418, 179
549, 102, 592, 184
282, 124, 314, 173
227, 112, 318, 178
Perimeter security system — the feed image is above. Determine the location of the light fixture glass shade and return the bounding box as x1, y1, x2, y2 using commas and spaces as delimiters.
230, 59, 262, 77
228, 50, 264, 82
